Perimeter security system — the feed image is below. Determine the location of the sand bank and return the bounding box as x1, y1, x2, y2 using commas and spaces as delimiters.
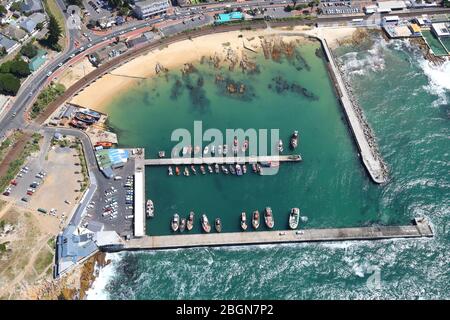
69, 26, 359, 112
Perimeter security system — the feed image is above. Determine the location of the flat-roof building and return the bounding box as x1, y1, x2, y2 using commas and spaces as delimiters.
133, 0, 170, 20
431, 23, 450, 38
377, 1, 407, 13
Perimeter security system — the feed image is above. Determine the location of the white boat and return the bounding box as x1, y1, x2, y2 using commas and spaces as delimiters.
211, 145, 216, 155
171, 214, 180, 232
289, 208, 300, 230
278, 140, 283, 153
203, 145, 209, 155
146, 200, 154, 218
241, 212, 248, 231
168, 166, 173, 176
264, 207, 274, 229
208, 165, 213, 173
201, 214, 211, 233
290, 130, 299, 149
182, 146, 188, 155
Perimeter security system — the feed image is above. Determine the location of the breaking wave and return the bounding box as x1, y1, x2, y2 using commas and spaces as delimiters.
419, 59, 450, 107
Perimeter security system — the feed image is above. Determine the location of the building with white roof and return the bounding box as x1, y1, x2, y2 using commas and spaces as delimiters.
377, 1, 407, 13
431, 23, 450, 38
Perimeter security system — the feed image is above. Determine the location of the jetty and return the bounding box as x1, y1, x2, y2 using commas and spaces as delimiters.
114, 218, 433, 251
143, 154, 302, 166
319, 37, 387, 184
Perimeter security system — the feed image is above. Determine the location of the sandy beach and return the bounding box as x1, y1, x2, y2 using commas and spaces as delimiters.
68, 26, 359, 112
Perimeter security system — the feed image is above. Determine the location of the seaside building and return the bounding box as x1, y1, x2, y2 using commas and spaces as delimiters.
409, 24, 422, 37
377, 1, 407, 13
132, 0, 171, 20
431, 23, 450, 38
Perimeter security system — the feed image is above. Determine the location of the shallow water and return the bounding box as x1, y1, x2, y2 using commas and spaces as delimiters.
87, 35, 450, 299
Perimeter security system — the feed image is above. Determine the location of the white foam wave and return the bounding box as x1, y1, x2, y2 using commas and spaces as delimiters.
85, 253, 122, 300
339, 39, 387, 76
419, 58, 450, 107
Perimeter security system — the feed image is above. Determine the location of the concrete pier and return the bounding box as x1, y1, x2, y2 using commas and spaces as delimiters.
116, 219, 433, 251
143, 154, 302, 166
133, 148, 146, 237
320, 38, 387, 184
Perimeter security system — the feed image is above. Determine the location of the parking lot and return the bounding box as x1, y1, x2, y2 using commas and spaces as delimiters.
321, 1, 362, 15
83, 0, 113, 21
81, 158, 136, 238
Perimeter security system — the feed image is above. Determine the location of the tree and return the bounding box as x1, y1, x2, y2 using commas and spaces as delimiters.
36, 22, 44, 30
9, 59, 30, 78
20, 42, 38, 59
108, 0, 123, 8
444, 0, 450, 7
10, 1, 22, 12
44, 15, 62, 51
0, 5, 7, 16
0, 73, 21, 96
0, 47, 6, 58
67, 0, 84, 7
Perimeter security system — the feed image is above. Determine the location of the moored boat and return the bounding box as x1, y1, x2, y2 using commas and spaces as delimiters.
211, 145, 216, 155
215, 218, 222, 233
223, 144, 228, 155
179, 218, 186, 232
208, 165, 213, 173
200, 165, 206, 174
221, 165, 229, 174
264, 207, 274, 229
183, 167, 190, 176
233, 136, 238, 146
214, 163, 220, 173
187, 211, 194, 231
278, 140, 283, 153
241, 212, 248, 231
289, 208, 300, 230
175, 166, 180, 176
242, 139, 249, 152
194, 145, 201, 155
290, 130, 299, 149
146, 200, 154, 218
171, 213, 180, 232
252, 210, 260, 229
182, 146, 188, 156
252, 164, 257, 173
236, 164, 242, 176
168, 166, 173, 176
242, 164, 247, 174
229, 164, 236, 175
218, 144, 223, 155
190, 165, 197, 175
201, 214, 211, 233
203, 145, 209, 156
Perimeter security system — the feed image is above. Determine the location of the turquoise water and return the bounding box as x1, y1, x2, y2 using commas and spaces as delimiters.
88, 35, 450, 299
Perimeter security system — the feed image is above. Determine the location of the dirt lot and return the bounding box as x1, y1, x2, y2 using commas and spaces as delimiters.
56, 58, 96, 89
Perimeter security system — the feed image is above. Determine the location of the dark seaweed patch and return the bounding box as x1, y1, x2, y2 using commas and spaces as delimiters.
269, 76, 319, 101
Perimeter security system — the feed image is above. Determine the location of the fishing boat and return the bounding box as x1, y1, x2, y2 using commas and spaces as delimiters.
211, 145, 216, 155
264, 207, 274, 229
168, 166, 173, 176
289, 208, 300, 230
74, 112, 96, 124
290, 130, 299, 149
252, 210, 260, 229
232, 145, 238, 155
158, 151, 166, 158
252, 164, 257, 173
256, 164, 262, 174
215, 218, 222, 233
218, 144, 223, 155
200, 165, 206, 175
95, 141, 113, 149
182, 146, 188, 156
214, 164, 220, 173
208, 165, 213, 173
221, 165, 229, 174
236, 164, 243, 176
229, 164, 236, 175
187, 145, 193, 155
203, 145, 209, 155
223, 144, 228, 155
241, 212, 248, 231
146, 200, 154, 218
171, 213, 180, 232
190, 165, 197, 175
242, 139, 249, 152
183, 167, 190, 176
175, 166, 180, 176
242, 164, 247, 174
194, 145, 201, 155
179, 218, 186, 232
201, 214, 211, 233
233, 136, 238, 147
278, 140, 284, 153
187, 211, 194, 231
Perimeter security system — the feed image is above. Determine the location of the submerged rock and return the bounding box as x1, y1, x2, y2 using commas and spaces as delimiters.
269, 76, 319, 101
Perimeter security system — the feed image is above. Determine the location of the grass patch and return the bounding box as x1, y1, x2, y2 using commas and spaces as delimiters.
72, 140, 89, 192
47, 237, 55, 250
30, 83, 65, 119
0, 131, 24, 163
34, 247, 54, 275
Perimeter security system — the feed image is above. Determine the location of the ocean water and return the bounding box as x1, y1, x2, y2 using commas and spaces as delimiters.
87, 35, 450, 299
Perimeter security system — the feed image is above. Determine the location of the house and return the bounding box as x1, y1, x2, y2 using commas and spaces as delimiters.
0, 25, 28, 42
28, 49, 47, 72
19, 12, 46, 33
21, 0, 44, 15
0, 34, 19, 53
133, 0, 171, 20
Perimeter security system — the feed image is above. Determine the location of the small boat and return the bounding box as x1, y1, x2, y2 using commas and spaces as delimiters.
187, 145, 193, 155
278, 140, 283, 153
183, 167, 190, 176
264, 207, 274, 229
242, 164, 247, 174
146, 200, 154, 218
233, 136, 238, 146
201, 214, 211, 233
187, 211, 194, 231
179, 218, 186, 232
242, 139, 248, 152
172, 147, 179, 157
190, 165, 197, 175
194, 145, 201, 154
214, 163, 220, 173
290, 130, 299, 149
168, 166, 173, 176
241, 212, 248, 231
203, 145, 209, 155
208, 165, 213, 173
289, 208, 300, 230
229, 164, 236, 175
236, 164, 242, 176
218, 144, 223, 155
256, 164, 262, 174
252, 210, 260, 229
171, 213, 180, 232
211, 145, 216, 155
200, 165, 206, 175
215, 218, 222, 233
175, 166, 180, 176
221, 165, 229, 174
252, 164, 257, 173
232, 145, 238, 155
182, 146, 188, 156
158, 151, 166, 158
223, 144, 228, 155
